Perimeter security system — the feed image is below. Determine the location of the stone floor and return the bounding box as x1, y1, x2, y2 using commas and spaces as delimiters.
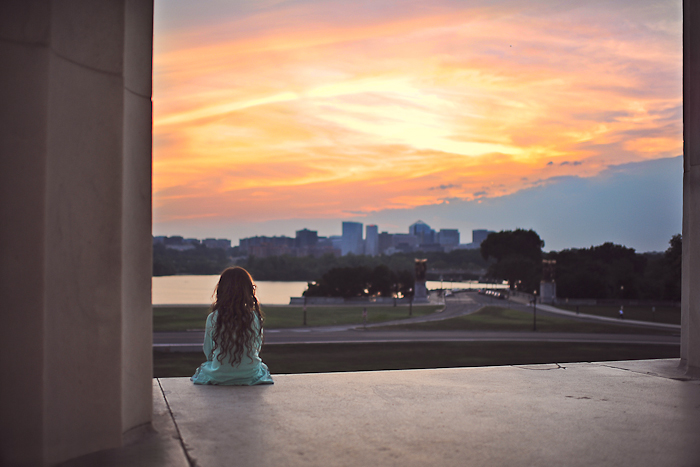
61, 359, 700, 467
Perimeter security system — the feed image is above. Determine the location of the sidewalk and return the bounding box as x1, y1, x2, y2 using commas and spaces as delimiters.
61, 358, 700, 467
508, 294, 680, 331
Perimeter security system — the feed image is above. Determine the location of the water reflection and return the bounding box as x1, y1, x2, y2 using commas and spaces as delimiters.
152, 275, 508, 305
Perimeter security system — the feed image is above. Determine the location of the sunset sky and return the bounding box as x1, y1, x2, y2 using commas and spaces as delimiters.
152, 0, 682, 252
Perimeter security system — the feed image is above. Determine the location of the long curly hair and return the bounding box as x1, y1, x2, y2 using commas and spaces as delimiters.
210, 267, 264, 365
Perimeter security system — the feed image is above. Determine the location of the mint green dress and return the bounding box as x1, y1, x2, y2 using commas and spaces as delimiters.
191, 311, 274, 385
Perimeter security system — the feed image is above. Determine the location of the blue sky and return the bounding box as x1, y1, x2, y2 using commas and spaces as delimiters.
156, 155, 682, 252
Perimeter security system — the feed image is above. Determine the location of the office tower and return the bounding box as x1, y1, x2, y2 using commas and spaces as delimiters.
409, 220, 435, 244
295, 228, 318, 248
472, 229, 495, 245
365, 225, 379, 256
437, 229, 460, 246
342, 221, 363, 256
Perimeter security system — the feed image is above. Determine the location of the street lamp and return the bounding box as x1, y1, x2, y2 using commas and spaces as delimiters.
303, 295, 307, 326
533, 289, 538, 331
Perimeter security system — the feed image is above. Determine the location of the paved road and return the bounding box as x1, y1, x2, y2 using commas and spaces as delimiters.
154, 292, 679, 351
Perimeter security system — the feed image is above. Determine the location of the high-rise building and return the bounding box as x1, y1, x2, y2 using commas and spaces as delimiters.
437, 229, 460, 246
295, 228, 318, 248
472, 229, 495, 245
365, 225, 379, 256
342, 222, 363, 256
409, 220, 435, 244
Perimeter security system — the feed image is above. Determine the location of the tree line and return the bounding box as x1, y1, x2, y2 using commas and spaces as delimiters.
153, 247, 489, 280
481, 229, 681, 301
304, 265, 415, 299
153, 243, 231, 276
239, 249, 488, 282
550, 235, 681, 301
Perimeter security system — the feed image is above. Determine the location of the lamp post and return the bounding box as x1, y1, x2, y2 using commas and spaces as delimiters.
533, 289, 538, 331
303, 296, 307, 326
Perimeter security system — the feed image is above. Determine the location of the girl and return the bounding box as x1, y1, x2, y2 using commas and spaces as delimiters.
191, 267, 274, 385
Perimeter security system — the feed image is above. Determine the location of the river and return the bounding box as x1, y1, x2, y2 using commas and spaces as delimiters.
152, 275, 507, 305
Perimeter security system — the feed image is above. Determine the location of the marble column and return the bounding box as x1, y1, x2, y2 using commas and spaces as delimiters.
0, 1, 154, 465
682, 0, 700, 376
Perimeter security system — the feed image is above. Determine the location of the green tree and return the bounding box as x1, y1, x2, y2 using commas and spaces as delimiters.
152, 244, 231, 276
304, 266, 372, 298
480, 229, 544, 291
235, 249, 488, 282
304, 265, 413, 298
551, 242, 647, 300
661, 234, 682, 301
368, 265, 397, 297
396, 269, 415, 298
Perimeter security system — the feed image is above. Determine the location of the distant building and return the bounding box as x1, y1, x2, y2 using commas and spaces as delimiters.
239, 236, 295, 257
392, 233, 419, 253
472, 229, 495, 245
342, 222, 364, 256
166, 244, 196, 251
365, 225, 379, 256
161, 235, 196, 251
327, 235, 343, 252
452, 229, 496, 250
437, 229, 460, 246
163, 236, 184, 246
303, 236, 341, 257
202, 238, 231, 249
378, 232, 393, 255
295, 229, 318, 248
409, 220, 435, 244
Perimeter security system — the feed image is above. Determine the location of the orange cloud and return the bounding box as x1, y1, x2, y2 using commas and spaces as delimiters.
153, 0, 681, 225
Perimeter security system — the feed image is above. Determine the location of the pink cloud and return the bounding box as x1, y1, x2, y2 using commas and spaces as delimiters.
153, 0, 681, 226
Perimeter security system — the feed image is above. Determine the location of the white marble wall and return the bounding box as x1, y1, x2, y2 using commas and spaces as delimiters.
0, 1, 153, 465
682, 0, 700, 375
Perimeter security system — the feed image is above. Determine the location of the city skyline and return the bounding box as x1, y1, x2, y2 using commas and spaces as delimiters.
153, 155, 682, 253
152, 0, 682, 252
157, 219, 477, 240
155, 219, 469, 245
156, 220, 488, 258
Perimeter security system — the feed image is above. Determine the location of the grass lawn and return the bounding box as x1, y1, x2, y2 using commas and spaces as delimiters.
153, 306, 211, 332
154, 341, 679, 377
153, 304, 442, 332
555, 305, 680, 325
372, 306, 678, 335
